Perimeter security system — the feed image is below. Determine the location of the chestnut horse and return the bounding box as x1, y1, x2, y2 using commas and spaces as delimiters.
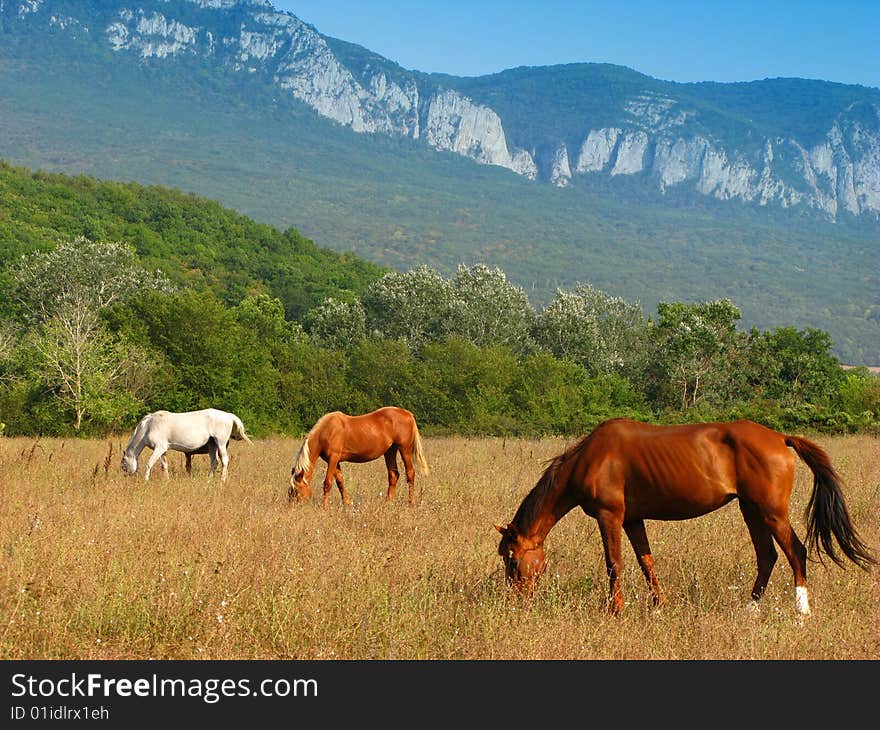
496, 418, 876, 617
288, 406, 430, 507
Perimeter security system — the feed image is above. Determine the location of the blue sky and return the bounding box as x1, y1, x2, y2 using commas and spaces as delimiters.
272, 1, 879, 88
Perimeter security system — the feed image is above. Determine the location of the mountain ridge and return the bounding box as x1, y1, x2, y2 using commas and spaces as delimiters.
3, 0, 878, 218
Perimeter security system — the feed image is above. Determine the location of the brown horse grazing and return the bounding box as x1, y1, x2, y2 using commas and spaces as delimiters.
496, 418, 876, 617
288, 406, 430, 507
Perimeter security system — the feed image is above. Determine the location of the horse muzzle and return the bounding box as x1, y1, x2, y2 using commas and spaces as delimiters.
504, 554, 546, 595
288, 475, 311, 502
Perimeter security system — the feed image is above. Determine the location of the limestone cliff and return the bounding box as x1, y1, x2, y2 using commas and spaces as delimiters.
4, 0, 878, 219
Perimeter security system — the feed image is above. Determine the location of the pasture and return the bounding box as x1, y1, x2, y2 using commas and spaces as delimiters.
1, 433, 877, 660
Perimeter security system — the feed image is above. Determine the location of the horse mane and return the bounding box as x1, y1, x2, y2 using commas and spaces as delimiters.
512, 435, 591, 532
293, 438, 310, 475
124, 411, 157, 456
293, 413, 335, 475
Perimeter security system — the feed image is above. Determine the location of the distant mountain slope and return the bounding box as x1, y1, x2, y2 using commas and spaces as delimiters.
0, 0, 877, 363
7, 0, 875, 217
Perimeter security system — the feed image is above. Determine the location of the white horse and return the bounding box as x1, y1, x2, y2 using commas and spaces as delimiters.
120, 408, 252, 482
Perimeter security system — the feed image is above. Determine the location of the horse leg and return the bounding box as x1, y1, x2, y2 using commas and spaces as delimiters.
144, 446, 167, 482
623, 519, 664, 607
383, 447, 400, 503
596, 509, 625, 615
216, 440, 230, 483
322, 456, 340, 508
160, 454, 170, 479
738, 500, 778, 609
399, 445, 417, 505
334, 466, 351, 506
185, 453, 193, 475
763, 511, 810, 617
207, 441, 219, 479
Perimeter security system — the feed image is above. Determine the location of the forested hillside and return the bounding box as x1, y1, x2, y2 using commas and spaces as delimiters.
0, 161, 383, 319
0, 162, 877, 439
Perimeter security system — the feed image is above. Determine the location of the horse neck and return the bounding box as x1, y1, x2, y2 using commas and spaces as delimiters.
125, 414, 159, 458
124, 428, 147, 460
513, 456, 579, 545
295, 431, 319, 479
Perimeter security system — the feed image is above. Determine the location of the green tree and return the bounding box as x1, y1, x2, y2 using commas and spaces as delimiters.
235, 293, 307, 351
345, 338, 421, 411
533, 283, 650, 377
652, 299, 744, 411
449, 264, 536, 352
278, 340, 358, 429
749, 326, 843, 407
7, 238, 171, 430
0, 319, 18, 384
25, 301, 162, 430
418, 337, 517, 432
137, 290, 281, 422
305, 297, 366, 350
361, 265, 455, 350
835, 368, 880, 431
508, 352, 591, 434
9, 237, 171, 323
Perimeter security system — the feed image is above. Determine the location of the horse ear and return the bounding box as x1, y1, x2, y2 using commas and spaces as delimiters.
494, 524, 505, 535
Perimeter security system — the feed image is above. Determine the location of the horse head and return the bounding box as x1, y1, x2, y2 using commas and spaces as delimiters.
288, 468, 311, 502
120, 452, 138, 476
495, 523, 547, 594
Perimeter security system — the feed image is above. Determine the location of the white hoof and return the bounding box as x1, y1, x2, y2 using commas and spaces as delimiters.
795, 586, 811, 617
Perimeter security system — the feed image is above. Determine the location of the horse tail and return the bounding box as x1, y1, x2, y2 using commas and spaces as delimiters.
412, 420, 430, 475
785, 435, 876, 570
232, 415, 252, 443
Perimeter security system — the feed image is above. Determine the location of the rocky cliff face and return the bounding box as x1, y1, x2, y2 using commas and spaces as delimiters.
5, 0, 879, 219
561, 94, 880, 217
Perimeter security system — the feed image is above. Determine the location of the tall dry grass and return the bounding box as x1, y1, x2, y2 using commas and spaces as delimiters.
0, 433, 877, 660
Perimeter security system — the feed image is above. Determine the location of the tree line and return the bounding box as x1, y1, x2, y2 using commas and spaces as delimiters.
1, 238, 877, 438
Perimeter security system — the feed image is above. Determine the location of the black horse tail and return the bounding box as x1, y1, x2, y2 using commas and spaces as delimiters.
785, 435, 877, 570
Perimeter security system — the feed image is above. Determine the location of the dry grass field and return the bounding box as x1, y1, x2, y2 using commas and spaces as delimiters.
1, 433, 877, 660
